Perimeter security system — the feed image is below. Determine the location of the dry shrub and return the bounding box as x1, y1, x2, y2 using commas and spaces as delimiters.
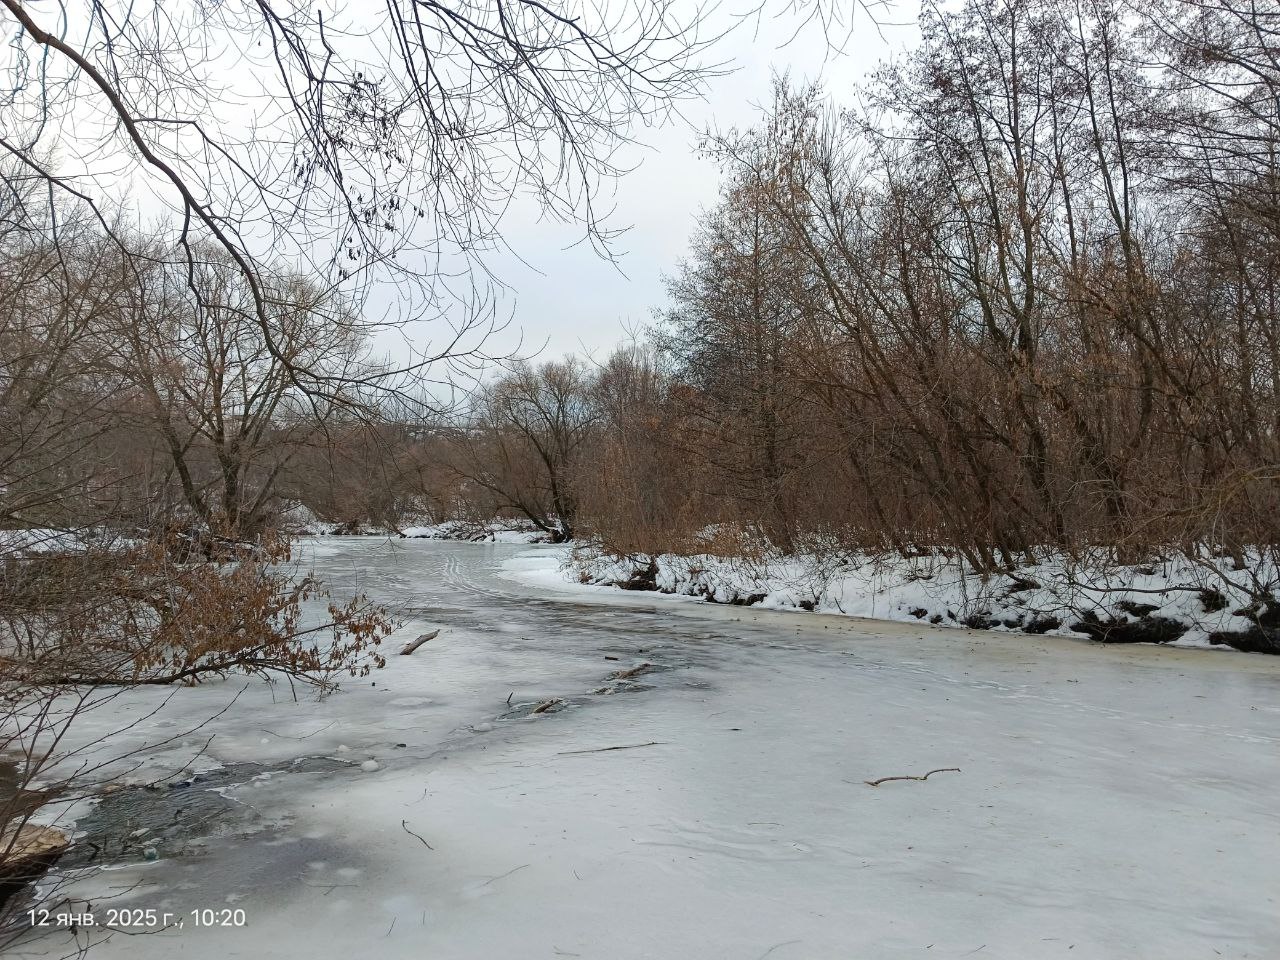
0, 532, 392, 690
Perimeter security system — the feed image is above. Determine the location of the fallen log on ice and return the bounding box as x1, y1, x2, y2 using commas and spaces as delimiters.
399, 630, 439, 656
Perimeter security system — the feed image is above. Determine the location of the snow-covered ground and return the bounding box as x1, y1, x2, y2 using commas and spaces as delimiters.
398, 519, 548, 543
545, 545, 1280, 653
279, 503, 549, 543
14, 538, 1280, 959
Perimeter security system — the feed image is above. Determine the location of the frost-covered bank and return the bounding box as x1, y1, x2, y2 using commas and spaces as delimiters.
550, 545, 1280, 654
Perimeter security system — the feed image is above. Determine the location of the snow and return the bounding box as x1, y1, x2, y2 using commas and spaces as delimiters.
0, 527, 130, 555
278, 506, 550, 542
15, 539, 1280, 959
397, 520, 548, 543
277, 502, 327, 535
522, 545, 1279, 652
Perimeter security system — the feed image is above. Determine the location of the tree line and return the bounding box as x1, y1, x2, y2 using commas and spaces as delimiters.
295, 0, 1280, 597
8, 0, 1280, 678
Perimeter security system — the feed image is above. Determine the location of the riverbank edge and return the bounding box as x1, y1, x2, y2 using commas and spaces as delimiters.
506, 545, 1279, 655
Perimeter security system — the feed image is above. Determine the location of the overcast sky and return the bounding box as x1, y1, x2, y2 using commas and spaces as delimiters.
5, 0, 916, 375
461, 3, 920, 364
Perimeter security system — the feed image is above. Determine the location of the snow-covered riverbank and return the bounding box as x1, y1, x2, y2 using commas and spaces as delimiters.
510, 546, 1280, 654
16, 539, 1280, 959
280, 504, 550, 543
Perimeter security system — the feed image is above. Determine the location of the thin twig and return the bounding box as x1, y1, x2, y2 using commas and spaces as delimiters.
864, 767, 961, 787
482, 863, 529, 886
758, 940, 802, 960
557, 741, 666, 756
400, 819, 433, 850
260, 720, 338, 740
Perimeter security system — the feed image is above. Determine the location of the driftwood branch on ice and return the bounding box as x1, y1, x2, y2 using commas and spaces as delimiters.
399, 630, 439, 656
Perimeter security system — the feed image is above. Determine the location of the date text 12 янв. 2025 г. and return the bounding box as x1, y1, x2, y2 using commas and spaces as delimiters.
28, 907, 248, 930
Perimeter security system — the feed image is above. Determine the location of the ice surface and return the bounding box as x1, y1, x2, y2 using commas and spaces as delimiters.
17, 539, 1280, 959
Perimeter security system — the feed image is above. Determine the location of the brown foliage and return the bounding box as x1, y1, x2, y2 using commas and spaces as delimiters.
0, 533, 391, 689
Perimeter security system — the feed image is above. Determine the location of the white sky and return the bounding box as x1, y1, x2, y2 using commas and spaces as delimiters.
458, 3, 919, 363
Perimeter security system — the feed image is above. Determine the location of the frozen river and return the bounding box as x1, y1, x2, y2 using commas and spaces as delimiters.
18, 538, 1280, 959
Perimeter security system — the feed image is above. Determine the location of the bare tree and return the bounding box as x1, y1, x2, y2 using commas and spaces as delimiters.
452, 359, 599, 540
116, 248, 379, 538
